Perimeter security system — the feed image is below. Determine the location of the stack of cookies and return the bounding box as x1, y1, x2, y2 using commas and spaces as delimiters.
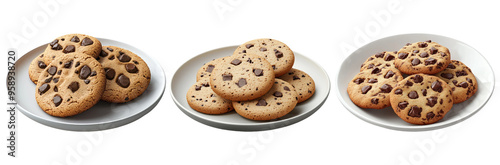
186, 39, 316, 121
29, 34, 151, 117
348, 40, 478, 125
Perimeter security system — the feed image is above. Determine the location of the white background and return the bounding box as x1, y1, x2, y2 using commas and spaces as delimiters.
1, 0, 499, 164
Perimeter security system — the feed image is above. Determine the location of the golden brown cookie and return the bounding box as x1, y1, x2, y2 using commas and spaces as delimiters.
395, 40, 451, 74
434, 60, 478, 103
279, 68, 315, 103
186, 80, 234, 114
360, 51, 398, 72
196, 56, 229, 82
42, 34, 102, 64
28, 53, 47, 84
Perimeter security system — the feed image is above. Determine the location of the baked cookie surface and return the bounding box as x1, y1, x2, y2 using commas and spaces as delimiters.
28, 53, 47, 84
98, 46, 151, 103
196, 56, 229, 82
186, 80, 234, 114
390, 74, 453, 125
233, 38, 294, 77
360, 51, 398, 72
42, 33, 102, 64
233, 79, 298, 120
395, 40, 450, 74
35, 53, 105, 117
279, 68, 315, 103
210, 53, 275, 101
434, 60, 477, 103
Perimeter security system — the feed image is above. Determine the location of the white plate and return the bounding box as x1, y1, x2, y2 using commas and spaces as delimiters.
171, 46, 330, 131
336, 33, 495, 131
14, 38, 166, 131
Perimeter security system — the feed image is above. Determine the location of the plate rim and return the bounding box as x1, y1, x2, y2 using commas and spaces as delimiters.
14, 37, 167, 131
336, 33, 496, 131
170, 45, 331, 131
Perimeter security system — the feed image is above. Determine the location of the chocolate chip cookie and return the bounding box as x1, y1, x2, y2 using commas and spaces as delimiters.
233, 79, 298, 120
395, 40, 451, 75
279, 68, 315, 103
35, 53, 105, 117
233, 38, 294, 77
390, 74, 453, 125
186, 80, 234, 114
28, 53, 47, 84
42, 34, 102, 64
434, 60, 478, 103
347, 67, 403, 109
360, 51, 398, 72
210, 53, 275, 101
196, 56, 229, 82
98, 46, 151, 103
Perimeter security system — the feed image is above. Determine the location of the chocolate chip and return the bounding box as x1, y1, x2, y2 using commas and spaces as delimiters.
408, 91, 418, 99
237, 78, 247, 87
411, 58, 421, 66
371, 68, 381, 74
431, 81, 443, 92
426, 112, 435, 120
408, 106, 422, 117
245, 44, 254, 49
68, 82, 79, 93
222, 73, 232, 81
419, 52, 429, 58
48, 66, 57, 75
458, 81, 469, 88
62, 45, 75, 54
413, 50, 419, 54
256, 99, 267, 106
81, 37, 94, 46
57, 70, 62, 75
44, 77, 52, 83
125, 63, 139, 73
109, 56, 115, 60
260, 47, 267, 52
105, 68, 116, 80
384, 70, 395, 78
118, 53, 132, 62
53, 95, 62, 107
75, 62, 80, 67
50, 39, 58, 47
447, 63, 456, 69
100, 50, 108, 57
380, 84, 392, 93
413, 75, 424, 83
253, 69, 263, 76
275, 50, 284, 58
398, 101, 408, 109
426, 96, 438, 107
394, 89, 403, 95
53, 78, 59, 83
424, 58, 437, 65
84, 79, 90, 84
106, 47, 114, 52
63, 61, 72, 68
371, 98, 379, 104
398, 52, 409, 59
452, 80, 458, 85
272, 65, 276, 70
195, 85, 202, 91
284, 86, 290, 91
426, 40, 432, 43
405, 80, 413, 86
361, 86, 372, 94
231, 59, 242, 66
375, 52, 384, 58
368, 78, 377, 83
429, 47, 438, 54
421, 89, 427, 96
38, 84, 50, 95
70, 36, 80, 42
54, 86, 58, 92
384, 54, 395, 61
441, 73, 454, 79
418, 42, 428, 48
116, 74, 130, 88
206, 65, 215, 73
406, 43, 411, 46
367, 64, 375, 69
467, 78, 473, 83
293, 75, 300, 80
38, 61, 47, 69
202, 82, 210, 87
456, 70, 468, 77
353, 78, 364, 84
79, 65, 91, 79
273, 91, 283, 97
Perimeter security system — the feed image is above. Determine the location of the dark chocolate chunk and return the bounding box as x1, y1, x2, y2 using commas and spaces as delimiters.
70, 36, 80, 42
84, 79, 90, 84
440, 73, 454, 79
405, 80, 413, 86
380, 84, 392, 93
293, 75, 300, 80
429, 47, 438, 54
384, 54, 395, 61
353, 78, 365, 84
116, 74, 130, 88
38, 84, 50, 95
394, 89, 403, 95
426, 112, 435, 120
411, 58, 421, 66
418, 42, 428, 48
447, 63, 456, 69
426, 96, 438, 107
90, 71, 97, 76
371, 68, 381, 74
105, 68, 116, 80
79, 65, 91, 79
413, 75, 424, 83
100, 50, 108, 57
398, 101, 408, 109
371, 98, 379, 104
419, 52, 429, 58
375, 52, 384, 58
53, 95, 62, 107
231, 59, 242, 66
458, 81, 469, 88
106, 47, 114, 52
408, 91, 418, 99
421, 89, 427, 96
51, 43, 62, 50
125, 63, 138, 73
398, 52, 409, 59
245, 44, 254, 49
361, 86, 372, 94
424, 58, 437, 65
118, 53, 132, 62
259, 47, 267, 52
62, 45, 75, 54
206, 65, 215, 73
253, 69, 263, 76
284, 86, 291, 91
256, 99, 267, 106
368, 78, 378, 83
53, 78, 59, 83
431, 81, 443, 92
63, 61, 72, 68
195, 85, 202, 91
273, 91, 283, 97
48, 66, 57, 75
68, 81, 79, 93
408, 106, 422, 117
275, 50, 283, 58
222, 73, 232, 81
81, 37, 94, 46
237, 78, 247, 87
38, 61, 47, 69
456, 70, 468, 77
385, 70, 395, 78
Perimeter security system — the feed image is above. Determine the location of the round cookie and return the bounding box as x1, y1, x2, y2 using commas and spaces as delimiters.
360, 51, 398, 72
390, 74, 453, 125
98, 46, 151, 103
347, 67, 403, 109
434, 60, 478, 103
395, 40, 451, 75
233, 38, 294, 77
210, 53, 275, 101
42, 33, 102, 64
278, 68, 315, 103
35, 53, 105, 117
233, 79, 298, 121
196, 56, 229, 82
186, 80, 234, 114
28, 53, 48, 84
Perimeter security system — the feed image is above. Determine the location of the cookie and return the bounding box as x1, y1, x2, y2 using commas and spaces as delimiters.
390, 74, 453, 125
395, 40, 451, 75
98, 46, 151, 103
210, 53, 275, 101
42, 34, 102, 64
360, 51, 398, 72
28, 53, 47, 84
434, 60, 478, 103
186, 80, 234, 114
196, 56, 229, 82
35, 53, 105, 117
279, 68, 315, 103
347, 67, 403, 109
233, 38, 294, 77
233, 79, 298, 120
